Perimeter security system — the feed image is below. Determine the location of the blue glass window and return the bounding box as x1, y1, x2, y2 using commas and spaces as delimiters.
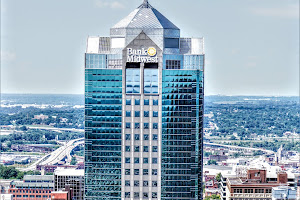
125, 192, 130, 197
152, 146, 158, 152
153, 123, 158, 129
134, 146, 139, 152
135, 111, 140, 117
144, 69, 158, 94
144, 99, 149, 105
125, 158, 130, 163
144, 134, 149, 140
143, 181, 148, 187
125, 169, 130, 175
126, 123, 131, 129
152, 192, 158, 198
152, 192, 157, 199
153, 111, 158, 117
153, 100, 158, 105
144, 111, 149, 117
143, 158, 149, 163
152, 181, 157, 187
153, 134, 158, 140
126, 68, 140, 94
143, 146, 149, 152
125, 146, 130, 152
166, 60, 181, 69
134, 181, 139, 187
134, 192, 139, 198
152, 169, 157, 175
143, 193, 148, 198
164, 38, 179, 48
126, 99, 131, 105
152, 158, 158, 164
135, 123, 140, 129
143, 169, 148, 175
135, 99, 140, 105
126, 111, 131, 117
125, 134, 131, 140
144, 123, 149, 129
134, 134, 140, 140
134, 158, 139, 164
85, 54, 107, 69
134, 169, 139, 175
125, 181, 130, 187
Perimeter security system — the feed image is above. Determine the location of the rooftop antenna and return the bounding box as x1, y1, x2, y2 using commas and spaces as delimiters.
138, 0, 153, 8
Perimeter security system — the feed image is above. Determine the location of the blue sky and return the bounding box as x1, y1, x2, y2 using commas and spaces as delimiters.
1, 0, 299, 96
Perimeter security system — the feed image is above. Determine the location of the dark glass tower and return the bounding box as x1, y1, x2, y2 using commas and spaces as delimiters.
85, 1, 204, 199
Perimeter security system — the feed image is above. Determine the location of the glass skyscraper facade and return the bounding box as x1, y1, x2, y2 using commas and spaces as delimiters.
85, 1, 205, 199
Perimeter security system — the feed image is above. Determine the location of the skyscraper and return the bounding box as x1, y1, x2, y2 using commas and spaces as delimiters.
85, 0, 205, 199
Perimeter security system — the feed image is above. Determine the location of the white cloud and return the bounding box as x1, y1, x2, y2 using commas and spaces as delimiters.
0, 51, 16, 62
251, 4, 299, 19
95, 0, 125, 9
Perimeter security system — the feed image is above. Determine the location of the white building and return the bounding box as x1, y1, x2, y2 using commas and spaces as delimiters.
272, 186, 297, 200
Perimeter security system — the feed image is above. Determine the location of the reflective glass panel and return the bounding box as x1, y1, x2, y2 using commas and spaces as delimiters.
144, 69, 158, 94
126, 68, 140, 94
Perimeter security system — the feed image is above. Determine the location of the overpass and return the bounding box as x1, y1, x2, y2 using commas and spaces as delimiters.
21, 138, 84, 172
204, 142, 275, 155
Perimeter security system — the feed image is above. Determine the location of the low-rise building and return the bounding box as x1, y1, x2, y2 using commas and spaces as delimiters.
33, 114, 49, 120
209, 155, 228, 162
272, 186, 297, 200
8, 175, 54, 200
226, 169, 290, 200
54, 168, 84, 200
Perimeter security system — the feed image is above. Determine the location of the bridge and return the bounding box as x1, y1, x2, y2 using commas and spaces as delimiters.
21, 138, 84, 172
204, 142, 275, 155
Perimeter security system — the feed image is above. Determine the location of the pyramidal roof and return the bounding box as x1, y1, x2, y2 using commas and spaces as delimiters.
112, 0, 179, 30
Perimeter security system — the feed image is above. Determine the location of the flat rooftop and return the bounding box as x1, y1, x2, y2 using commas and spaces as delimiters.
54, 168, 84, 176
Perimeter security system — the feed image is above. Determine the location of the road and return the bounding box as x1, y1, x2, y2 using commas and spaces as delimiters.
21, 138, 84, 172
204, 142, 275, 155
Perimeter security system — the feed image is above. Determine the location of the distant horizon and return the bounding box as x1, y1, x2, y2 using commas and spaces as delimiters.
1, 93, 299, 97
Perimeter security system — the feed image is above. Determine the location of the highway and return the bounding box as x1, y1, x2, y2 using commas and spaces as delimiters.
204, 142, 275, 155
21, 138, 84, 172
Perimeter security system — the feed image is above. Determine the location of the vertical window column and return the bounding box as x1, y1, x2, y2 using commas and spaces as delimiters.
144, 69, 158, 94
126, 68, 141, 94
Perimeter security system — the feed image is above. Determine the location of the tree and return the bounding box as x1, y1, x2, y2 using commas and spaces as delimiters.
207, 160, 217, 165
70, 157, 77, 165
230, 135, 237, 140
20, 126, 28, 131
216, 173, 222, 182
205, 194, 220, 200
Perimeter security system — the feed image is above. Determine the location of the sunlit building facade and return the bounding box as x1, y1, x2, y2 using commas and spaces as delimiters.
84, 0, 205, 199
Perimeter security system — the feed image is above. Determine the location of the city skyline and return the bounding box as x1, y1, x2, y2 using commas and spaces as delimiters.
1, 0, 299, 96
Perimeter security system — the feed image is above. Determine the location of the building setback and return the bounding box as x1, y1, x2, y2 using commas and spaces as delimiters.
84, 0, 205, 199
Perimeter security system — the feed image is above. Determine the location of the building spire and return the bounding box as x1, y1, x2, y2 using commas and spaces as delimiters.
138, 0, 153, 8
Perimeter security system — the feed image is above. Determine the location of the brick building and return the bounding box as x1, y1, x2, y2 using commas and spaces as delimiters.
8, 175, 54, 200
225, 169, 292, 200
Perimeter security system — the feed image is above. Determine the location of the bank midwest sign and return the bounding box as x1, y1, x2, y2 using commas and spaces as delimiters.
127, 47, 158, 63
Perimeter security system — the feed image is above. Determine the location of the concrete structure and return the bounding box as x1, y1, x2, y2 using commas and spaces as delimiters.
271, 186, 297, 200
0, 180, 13, 194
84, 0, 205, 199
8, 175, 54, 200
54, 168, 84, 200
0, 194, 13, 200
226, 169, 291, 200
